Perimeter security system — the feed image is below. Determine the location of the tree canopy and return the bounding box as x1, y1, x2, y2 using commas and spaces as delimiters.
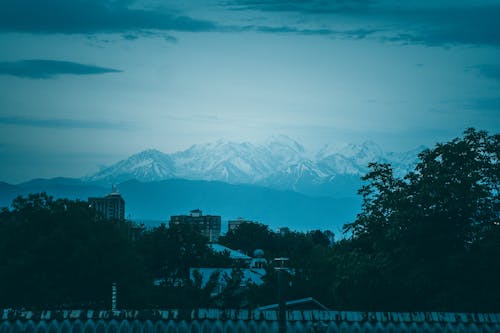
0, 193, 144, 308
338, 128, 500, 311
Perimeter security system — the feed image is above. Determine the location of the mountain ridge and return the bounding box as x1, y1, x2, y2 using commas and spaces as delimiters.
84, 136, 424, 197
0, 137, 423, 231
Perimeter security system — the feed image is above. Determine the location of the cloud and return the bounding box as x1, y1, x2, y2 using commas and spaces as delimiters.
0, 116, 134, 130
226, 1, 500, 47
0, 59, 121, 79
1, 0, 499, 47
239, 25, 379, 39
225, 0, 376, 14
0, 0, 218, 34
363, 5, 500, 47
254, 25, 332, 35
470, 65, 500, 82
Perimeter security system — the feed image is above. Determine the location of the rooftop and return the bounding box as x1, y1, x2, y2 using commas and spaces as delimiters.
210, 243, 252, 261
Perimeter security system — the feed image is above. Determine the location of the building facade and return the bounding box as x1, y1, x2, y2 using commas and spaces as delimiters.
228, 217, 257, 232
88, 191, 125, 221
169, 209, 221, 242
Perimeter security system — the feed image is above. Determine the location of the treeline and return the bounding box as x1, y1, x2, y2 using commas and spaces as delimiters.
0, 193, 329, 309
0, 128, 498, 312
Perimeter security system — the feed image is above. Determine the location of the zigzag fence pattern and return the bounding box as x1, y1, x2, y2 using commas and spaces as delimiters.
1, 310, 500, 333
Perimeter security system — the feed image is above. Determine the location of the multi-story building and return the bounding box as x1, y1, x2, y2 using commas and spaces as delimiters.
169, 209, 221, 242
88, 191, 125, 221
227, 217, 257, 232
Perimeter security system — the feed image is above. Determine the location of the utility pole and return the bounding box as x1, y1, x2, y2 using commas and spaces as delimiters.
111, 282, 117, 311
274, 257, 289, 333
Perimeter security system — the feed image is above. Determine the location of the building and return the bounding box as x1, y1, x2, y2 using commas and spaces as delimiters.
169, 209, 221, 242
227, 217, 257, 232
190, 245, 268, 296
189, 267, 266, 297
88, 190, 125, 221
277, 226, 290, 236
209, 243, 252, 264
255, 297, 330, 311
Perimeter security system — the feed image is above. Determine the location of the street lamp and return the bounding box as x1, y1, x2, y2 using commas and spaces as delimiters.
274, 257, 289, 333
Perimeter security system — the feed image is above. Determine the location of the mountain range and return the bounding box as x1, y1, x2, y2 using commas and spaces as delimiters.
85, 135, 425, 198
0, 136, 425, 232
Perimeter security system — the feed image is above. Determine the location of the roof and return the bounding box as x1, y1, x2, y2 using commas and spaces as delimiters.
190, 268, 266, 286
209, 243, 252, 260
255, 297, 330, 311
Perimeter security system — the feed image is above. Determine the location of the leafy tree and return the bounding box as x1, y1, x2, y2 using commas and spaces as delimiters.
219, 222, 277, 257
339, 128, 500, 311
0, 193, 145, 308
136, 222, 231, 286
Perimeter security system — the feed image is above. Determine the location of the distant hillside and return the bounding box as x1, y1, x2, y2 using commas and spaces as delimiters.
117, 179, 361, 232
0, 178, 361, 233
0, 181, 22, 207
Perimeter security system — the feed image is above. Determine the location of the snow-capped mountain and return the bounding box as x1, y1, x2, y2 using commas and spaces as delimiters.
85, 136, 424, 197
171, 140, 275, 183
317, 154, 364, 176
263, 134, 307, 165
339, 141, 386, 166
85, 149, 175, 183
259, 159, 332, 194
317, 141, 421, 177
386, 145, 427, 177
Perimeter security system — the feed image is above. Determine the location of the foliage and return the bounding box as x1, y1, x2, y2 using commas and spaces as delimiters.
0, 193, 145, 308
338, 128, 500, 311
219, 222, 277, 256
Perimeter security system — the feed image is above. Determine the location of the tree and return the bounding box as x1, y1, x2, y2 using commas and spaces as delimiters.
219, 222, 277, 256
0, 193, 145, 308
136, 222, 211, 285
340, 128, 500, 311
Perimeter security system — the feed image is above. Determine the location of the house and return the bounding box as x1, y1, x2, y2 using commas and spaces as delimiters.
209, 243, 252, 263
190, 245, 268, 296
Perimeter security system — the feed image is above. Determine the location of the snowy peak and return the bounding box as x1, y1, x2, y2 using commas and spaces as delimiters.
172, 140, 274, 182
283, 159, 329, 182
316, 141, 386, 175
385, 145, 427, 176
317, 154, 363, 175
317, 141, 384, 160
85, 149, 175, 183
316, 142, 346, 160
340, 141, 384, 158
85, 138, 425, 196
264, 135, 305, 154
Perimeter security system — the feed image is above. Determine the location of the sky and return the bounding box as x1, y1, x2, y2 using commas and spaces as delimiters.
0, 0, 499, 183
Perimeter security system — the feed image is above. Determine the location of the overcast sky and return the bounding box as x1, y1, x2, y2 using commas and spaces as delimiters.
0, 0, 499, 183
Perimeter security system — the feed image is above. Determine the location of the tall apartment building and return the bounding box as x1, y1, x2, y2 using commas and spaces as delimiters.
169, 209, 221, 242
88, 191, 125, 221
228, 217, 257, 232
